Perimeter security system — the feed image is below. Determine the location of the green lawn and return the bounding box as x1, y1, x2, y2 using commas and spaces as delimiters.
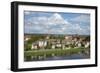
24, 48, 85, 57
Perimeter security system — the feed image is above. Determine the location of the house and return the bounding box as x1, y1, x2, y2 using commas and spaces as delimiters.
31, 40, 47, 49
77, 42, 82, 47
85, 42, 90, 48
52, 45, 55, 49
24, 37, 30, 42
24, 35, 31, 41
31, 42, 38, 49
38, 40, 47, 48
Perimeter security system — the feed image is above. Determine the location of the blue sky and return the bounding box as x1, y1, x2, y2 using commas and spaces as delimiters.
24, 11, 90, 35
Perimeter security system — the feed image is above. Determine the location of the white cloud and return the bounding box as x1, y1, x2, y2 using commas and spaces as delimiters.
25, 13, 90, 35
25, 13, 70, 33
70, 14, 90, 23
48, 13, 69, 25
70, 23, 90, 35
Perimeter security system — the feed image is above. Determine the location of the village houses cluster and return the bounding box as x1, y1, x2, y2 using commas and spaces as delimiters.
24, 35, 90, 50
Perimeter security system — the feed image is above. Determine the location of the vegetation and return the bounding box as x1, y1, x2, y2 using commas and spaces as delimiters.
24, 48, 85, 57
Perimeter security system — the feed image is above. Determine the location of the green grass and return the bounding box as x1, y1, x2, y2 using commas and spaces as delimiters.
24, 48, 85, 57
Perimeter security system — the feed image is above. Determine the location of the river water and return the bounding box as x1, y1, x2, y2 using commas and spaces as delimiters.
25, 53, 90, 62
45, 53, 90, 61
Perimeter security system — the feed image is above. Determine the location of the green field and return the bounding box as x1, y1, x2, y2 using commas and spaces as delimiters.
24, 48, 85, 57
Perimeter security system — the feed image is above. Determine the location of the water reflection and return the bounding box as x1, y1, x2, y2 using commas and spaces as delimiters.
24, 51, 90, 62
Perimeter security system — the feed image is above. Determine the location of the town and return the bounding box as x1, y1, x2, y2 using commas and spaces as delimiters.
24, 34, 90, 50
24, 34, 90, 61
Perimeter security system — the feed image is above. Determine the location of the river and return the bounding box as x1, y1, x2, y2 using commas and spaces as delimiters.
25, 53, 90, 61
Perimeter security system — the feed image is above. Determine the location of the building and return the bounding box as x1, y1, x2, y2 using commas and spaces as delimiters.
31, 40, 47, 49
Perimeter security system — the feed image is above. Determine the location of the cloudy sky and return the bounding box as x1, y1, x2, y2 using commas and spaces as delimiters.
24, 11, 90, 35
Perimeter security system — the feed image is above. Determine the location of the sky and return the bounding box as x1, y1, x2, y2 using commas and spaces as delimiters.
24, 11, 90, 35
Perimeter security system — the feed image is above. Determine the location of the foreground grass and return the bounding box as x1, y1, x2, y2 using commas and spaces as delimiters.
24, 48, 85, 57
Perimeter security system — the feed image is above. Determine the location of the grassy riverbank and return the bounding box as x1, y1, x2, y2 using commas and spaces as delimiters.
24, 48, 85, 57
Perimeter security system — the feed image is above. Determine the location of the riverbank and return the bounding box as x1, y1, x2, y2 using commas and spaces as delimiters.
24, 47, 90, 61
